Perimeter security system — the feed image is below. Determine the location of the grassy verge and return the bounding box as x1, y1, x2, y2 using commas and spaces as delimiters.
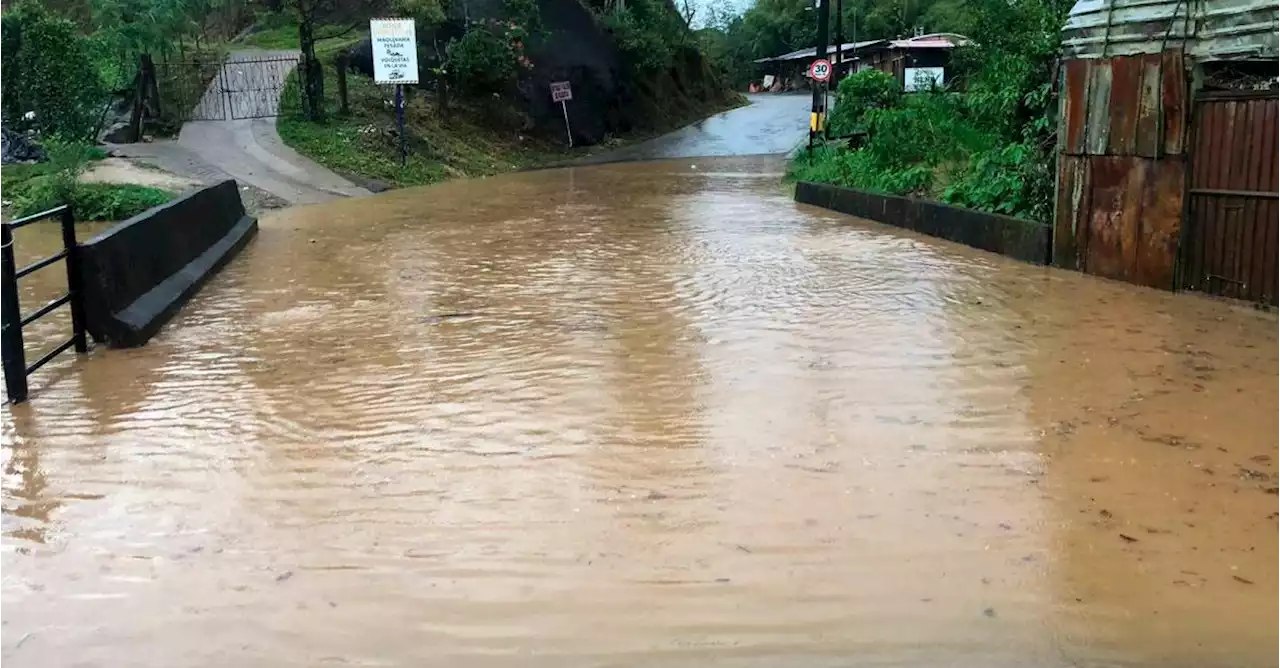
276, 32, 743, 190
234, 19, 367, 54
1, 143, 173, 222
276, 37, 574, 189
237, 24, 302, 50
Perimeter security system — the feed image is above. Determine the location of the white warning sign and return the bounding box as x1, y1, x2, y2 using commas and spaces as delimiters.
370, 18, 419, 85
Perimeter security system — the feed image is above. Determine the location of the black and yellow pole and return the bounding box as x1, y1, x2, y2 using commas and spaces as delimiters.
808, 0, 831, 147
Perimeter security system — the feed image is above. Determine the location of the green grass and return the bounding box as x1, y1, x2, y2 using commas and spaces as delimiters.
2, 144, 172, 222
274, 26, 744, 190
238, 24, 302, 50
276, 56, 574, 189
236, 21, 368, 55
5, 177, 173, 221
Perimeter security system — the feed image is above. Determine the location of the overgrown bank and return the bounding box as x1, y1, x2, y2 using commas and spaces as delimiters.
789, 0, 1071, 223
273, 0, 743, 189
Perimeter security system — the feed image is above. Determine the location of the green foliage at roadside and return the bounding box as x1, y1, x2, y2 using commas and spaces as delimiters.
698, 0, 978, 89
276, 56, 571, 190
238, 23, 302, 50
789, 0, 1072, 223
444, 0, 539, 96
2, 140, 173, 221
603, 0, 692, 75
11, 181, 175, 220
445, 23, 525, 95
826, 69, 901, 136
1, 2, 107, 140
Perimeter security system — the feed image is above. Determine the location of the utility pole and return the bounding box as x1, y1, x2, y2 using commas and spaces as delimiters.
808, 0, 830, 147
833, 0, 843, 87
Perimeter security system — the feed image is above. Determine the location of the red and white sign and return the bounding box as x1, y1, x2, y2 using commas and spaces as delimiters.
550, 81, 572, 103
808, 59, 832, 82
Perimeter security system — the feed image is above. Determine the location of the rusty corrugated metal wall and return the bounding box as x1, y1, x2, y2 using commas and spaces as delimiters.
1180, 91, 1279, 304
1062, 0, 1278, 62
1054, 51, 1188, 289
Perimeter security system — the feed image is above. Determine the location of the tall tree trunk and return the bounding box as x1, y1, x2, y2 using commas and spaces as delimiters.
297, 1, 325, 121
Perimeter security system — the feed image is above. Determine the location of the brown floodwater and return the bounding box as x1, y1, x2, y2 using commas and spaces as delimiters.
2, 156, 1277, 667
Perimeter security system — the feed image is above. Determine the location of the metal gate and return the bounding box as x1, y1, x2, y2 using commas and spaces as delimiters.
219, 55, 302, 119
159, 54, 302, 122
1179, 90, 1279, 305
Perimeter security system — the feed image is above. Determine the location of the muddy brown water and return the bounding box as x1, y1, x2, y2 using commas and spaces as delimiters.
2, 156, 1277, 667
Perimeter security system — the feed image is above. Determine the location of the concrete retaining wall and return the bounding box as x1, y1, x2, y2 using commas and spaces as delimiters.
78, 179, 258, 347
794, 181, 1051, 264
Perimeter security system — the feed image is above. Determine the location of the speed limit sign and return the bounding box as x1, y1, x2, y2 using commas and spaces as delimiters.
809, 59, 832, 82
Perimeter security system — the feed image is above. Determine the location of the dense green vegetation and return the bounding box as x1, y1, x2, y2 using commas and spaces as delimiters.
695, 0, 977, 89
2, 140, 173, 220
788, 0, 1072, 222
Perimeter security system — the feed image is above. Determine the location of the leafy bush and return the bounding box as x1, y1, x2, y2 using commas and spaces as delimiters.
1, 1, 107, 140
603, 0, 689, 74
445, 26, 520, 95
3, 139, 171, 220
790, 0, 1072, 221
827, 69, 901, 136
503, 0, 541, 33
12, 180, 173, 220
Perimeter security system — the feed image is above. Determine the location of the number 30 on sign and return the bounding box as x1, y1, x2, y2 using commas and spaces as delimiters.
809, 59, 832, 82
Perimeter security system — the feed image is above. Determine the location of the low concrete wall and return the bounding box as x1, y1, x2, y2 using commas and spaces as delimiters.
794, 181, 1051, 264
78, 179, 257, 347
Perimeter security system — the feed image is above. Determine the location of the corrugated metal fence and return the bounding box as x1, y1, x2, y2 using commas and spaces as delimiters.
1180, 90, 1279, 304
1054, 51, 1188, 289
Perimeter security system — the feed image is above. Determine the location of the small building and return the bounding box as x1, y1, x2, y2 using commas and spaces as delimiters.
1054, 0, 1278, 304
851, 34, 971, 90
753, 40, 887, 91
752, 34, 969, 91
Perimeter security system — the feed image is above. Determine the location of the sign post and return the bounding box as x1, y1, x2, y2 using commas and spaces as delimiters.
808, 0, 831, 148
550, 81, 573, 148
370, 18, 419, 166
807, 58, 832, 146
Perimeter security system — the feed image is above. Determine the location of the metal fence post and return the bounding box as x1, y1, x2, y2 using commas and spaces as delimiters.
0, 223, 29, 403
61, 206, 88, 353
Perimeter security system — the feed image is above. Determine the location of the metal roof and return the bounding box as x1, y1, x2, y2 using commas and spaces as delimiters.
753, 34, 972, 63
1062, 0, 1279, 61
754, 40, 887, 63
887, 33, 972, 49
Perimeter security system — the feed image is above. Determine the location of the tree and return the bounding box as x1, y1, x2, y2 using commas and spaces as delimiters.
287, 0, 383, 121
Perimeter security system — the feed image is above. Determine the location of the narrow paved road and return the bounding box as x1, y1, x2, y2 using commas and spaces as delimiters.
581, 93, 812, 163
113, 50, 369, 207
178, 50, 369, 205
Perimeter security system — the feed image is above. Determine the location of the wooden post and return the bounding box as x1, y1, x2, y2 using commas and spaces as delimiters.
336, 53, 350, 116
141, 53, 161, 119
129, 56, 146, 143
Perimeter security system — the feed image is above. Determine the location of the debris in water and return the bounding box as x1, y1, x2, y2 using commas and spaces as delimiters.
1238, 467, 1271, 481
422, 312, 479, 324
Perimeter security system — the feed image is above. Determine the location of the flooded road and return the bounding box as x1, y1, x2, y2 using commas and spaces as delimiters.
3, 156, 1277, 667
581, 94, 812, 164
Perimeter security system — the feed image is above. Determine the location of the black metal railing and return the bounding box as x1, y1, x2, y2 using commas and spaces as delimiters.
1, 205, 89, 403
